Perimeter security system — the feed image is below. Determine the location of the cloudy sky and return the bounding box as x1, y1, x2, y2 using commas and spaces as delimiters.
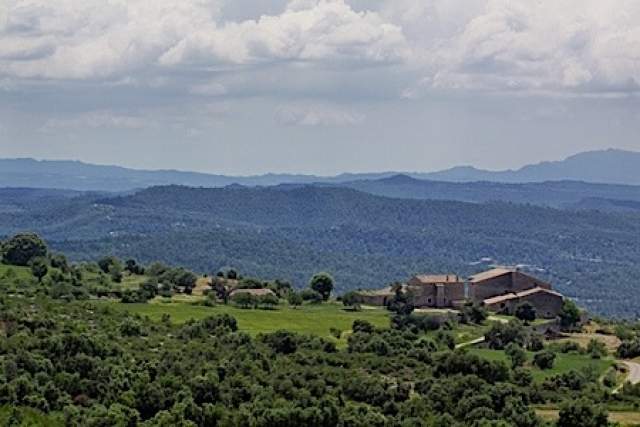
1, 0, 640, 175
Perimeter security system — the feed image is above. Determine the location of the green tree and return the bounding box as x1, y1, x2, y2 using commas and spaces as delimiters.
258, 293, 279, 309
514, 302, 536, 323
30, 257, 49, 283
557, 398, 608, 427
342, 291, 362, 311
559, 299, 581, 330
505, 343, 526, 368
287, 291, 303, 308
2, 233, 48, 266
309, 272, 334, 301
586, 339, 607, 359
231, 292, 256, 309
533, 350, 555, 369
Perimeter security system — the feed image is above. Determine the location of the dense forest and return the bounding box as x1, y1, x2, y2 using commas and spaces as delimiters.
1, 185, 640, 317
3, 235, 640, 426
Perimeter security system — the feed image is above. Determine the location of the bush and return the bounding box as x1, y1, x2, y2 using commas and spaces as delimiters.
557, 398, 608, 427
2, 233, 48, 266
533, 350, 555, 370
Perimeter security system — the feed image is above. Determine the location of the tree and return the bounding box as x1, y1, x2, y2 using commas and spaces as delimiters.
587, 339, 607, 359
98, 256, 121, 274
125, 259, 144, 275
386, 285, 414, 316
30, 257, 49, 283
231, 292, 256, 309
287, 291, 303, 308
258, 293, 279, 309
309, 272, 334, 301
559, 299, 581, 330
226, 269, 238, 280
461, 302, 487, 324
342, 291, 362, 311
2, 233, 47, 266
533, 350, 555, 369
505, 343, 526, 368
109, 263, 124, 283
557, 398, 608, 427
300, 289, 323, 304
514, 302, 536, 323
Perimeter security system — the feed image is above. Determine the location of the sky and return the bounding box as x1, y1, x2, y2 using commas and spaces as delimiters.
1, 0, 640, 175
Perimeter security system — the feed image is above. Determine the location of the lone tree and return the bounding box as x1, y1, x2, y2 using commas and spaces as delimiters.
341, 291, 362, 311
515, 302, 536, 323
560, 299, 581, 330
30, 257, 49, 283
309, 272, 334, 301
2, 233, 48, 266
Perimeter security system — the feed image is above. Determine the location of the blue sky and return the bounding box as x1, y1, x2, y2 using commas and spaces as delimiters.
1, 0, 640, 175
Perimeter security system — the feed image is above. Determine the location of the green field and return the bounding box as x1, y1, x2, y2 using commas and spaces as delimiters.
0, 264, 35, 281
468, 348, 614, 382
110, 300, 391, 345
0, 406, 63, 427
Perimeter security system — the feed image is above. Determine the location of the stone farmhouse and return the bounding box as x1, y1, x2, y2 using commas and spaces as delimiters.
356, 267, 564, 318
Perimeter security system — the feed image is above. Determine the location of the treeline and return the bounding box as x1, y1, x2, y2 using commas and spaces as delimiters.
0, 296, 625, 426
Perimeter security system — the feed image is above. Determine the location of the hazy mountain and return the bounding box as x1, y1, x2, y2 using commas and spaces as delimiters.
2, 185, 640, 316
421, 149, 640, 184
2, 149, 638, 192
337, 174, 640, 209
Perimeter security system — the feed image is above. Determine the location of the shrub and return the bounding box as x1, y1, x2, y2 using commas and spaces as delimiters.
533, 350, 555, 370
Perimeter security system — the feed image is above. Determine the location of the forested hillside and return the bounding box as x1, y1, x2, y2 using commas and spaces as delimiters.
337, 175, 640, 210
1, 185, 640, 316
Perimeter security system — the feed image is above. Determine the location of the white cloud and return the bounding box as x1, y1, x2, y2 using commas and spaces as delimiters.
0, 0, 407, 81
1, 0, 640, 99
416, 0, 640, 94
275, 103, 364, 126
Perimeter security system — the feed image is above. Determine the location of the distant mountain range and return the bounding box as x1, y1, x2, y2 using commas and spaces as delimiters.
1, 149, 639, 192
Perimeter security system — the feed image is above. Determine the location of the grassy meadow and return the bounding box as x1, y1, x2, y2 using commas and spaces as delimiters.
109, 299, 391, 346
468, 348, 615, 382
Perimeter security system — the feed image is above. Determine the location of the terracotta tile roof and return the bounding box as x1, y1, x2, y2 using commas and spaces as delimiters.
483, 293, 518, 305
229, 288, 275, 297
515, 287, 563, 298
358, 286, 397, 296
413, 274, 461, 284
483, 287, 563, 305
469, 268, 514, 283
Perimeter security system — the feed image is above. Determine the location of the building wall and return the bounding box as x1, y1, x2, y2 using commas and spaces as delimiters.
512, 272, 551, 292
357, 294, 390, 306
470, 273, 513, 301
520, 292, 563, 318
484, 292, 563, 319
408, 284, 437, 307
408, 282, 465, 308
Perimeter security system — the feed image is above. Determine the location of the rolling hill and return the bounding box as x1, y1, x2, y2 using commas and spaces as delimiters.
1, 185, 640, 317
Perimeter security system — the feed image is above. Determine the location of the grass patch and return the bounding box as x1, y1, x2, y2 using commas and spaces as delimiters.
0, 264, 33, 281
536, 408, 640, 426
0, 405, 63, 427
109, 301, 390, 346
468, 348, 614, 382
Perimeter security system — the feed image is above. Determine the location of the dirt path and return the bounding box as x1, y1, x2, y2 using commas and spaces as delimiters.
455, 336, 485, 349
623, 360, 640, 385
612, 360, 640, 394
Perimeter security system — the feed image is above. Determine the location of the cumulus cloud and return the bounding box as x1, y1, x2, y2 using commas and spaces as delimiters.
0, 0, 407, 80
417, 0, 640, 94
1, 0, 640, 98
275, 103, 364, 126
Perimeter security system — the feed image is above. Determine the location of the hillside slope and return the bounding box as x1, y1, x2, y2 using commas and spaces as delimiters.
1, 185, 640, 316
